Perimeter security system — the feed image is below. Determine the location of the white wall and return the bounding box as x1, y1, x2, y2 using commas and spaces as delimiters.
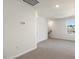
37, 17, 48, 43
48, 19, 54, 32
49, 17, 75, 41
4, 0, 37, 59
4, 0, 48, 59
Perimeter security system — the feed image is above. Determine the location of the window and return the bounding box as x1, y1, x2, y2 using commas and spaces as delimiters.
66, 19, 75, 34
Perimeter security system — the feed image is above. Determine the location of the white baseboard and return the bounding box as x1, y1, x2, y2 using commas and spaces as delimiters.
37, 39, 47, 44
49, 37, 75, 42
10, 47, 37, 59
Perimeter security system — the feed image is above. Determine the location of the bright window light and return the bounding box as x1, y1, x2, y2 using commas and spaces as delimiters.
66, 19, 75, 34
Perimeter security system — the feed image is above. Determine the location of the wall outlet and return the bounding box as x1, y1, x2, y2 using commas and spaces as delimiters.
20, 21, 25, 24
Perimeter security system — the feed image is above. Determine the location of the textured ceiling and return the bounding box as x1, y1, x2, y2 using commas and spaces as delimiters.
34, 0, 75, 18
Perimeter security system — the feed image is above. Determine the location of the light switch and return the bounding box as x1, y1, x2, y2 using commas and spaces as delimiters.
20, 21, 25, 24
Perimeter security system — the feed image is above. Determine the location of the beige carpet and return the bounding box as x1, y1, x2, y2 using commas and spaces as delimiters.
15, 39, 75, 59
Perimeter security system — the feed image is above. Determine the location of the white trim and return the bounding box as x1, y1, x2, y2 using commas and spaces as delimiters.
50, 37, 75, 42
10, 47, 37, 59
37, 38, 47, 44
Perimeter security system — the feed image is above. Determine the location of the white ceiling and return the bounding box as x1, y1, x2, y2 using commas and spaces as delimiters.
34, 0, 75, 18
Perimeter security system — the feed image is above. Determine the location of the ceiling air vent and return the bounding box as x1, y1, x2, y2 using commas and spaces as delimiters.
23, 0, 39, 6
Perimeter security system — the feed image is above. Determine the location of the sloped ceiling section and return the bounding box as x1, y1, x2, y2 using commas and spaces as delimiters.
34, 0, 75, 18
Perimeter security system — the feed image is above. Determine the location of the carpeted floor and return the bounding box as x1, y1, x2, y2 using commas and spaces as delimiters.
15, 39, 75, 59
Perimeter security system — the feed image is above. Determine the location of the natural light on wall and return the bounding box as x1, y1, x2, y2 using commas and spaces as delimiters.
35, 10, 38, 19
48, 20, 53, 27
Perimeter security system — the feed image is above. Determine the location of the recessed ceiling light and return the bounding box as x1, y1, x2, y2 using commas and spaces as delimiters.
56, 5, 60, 8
